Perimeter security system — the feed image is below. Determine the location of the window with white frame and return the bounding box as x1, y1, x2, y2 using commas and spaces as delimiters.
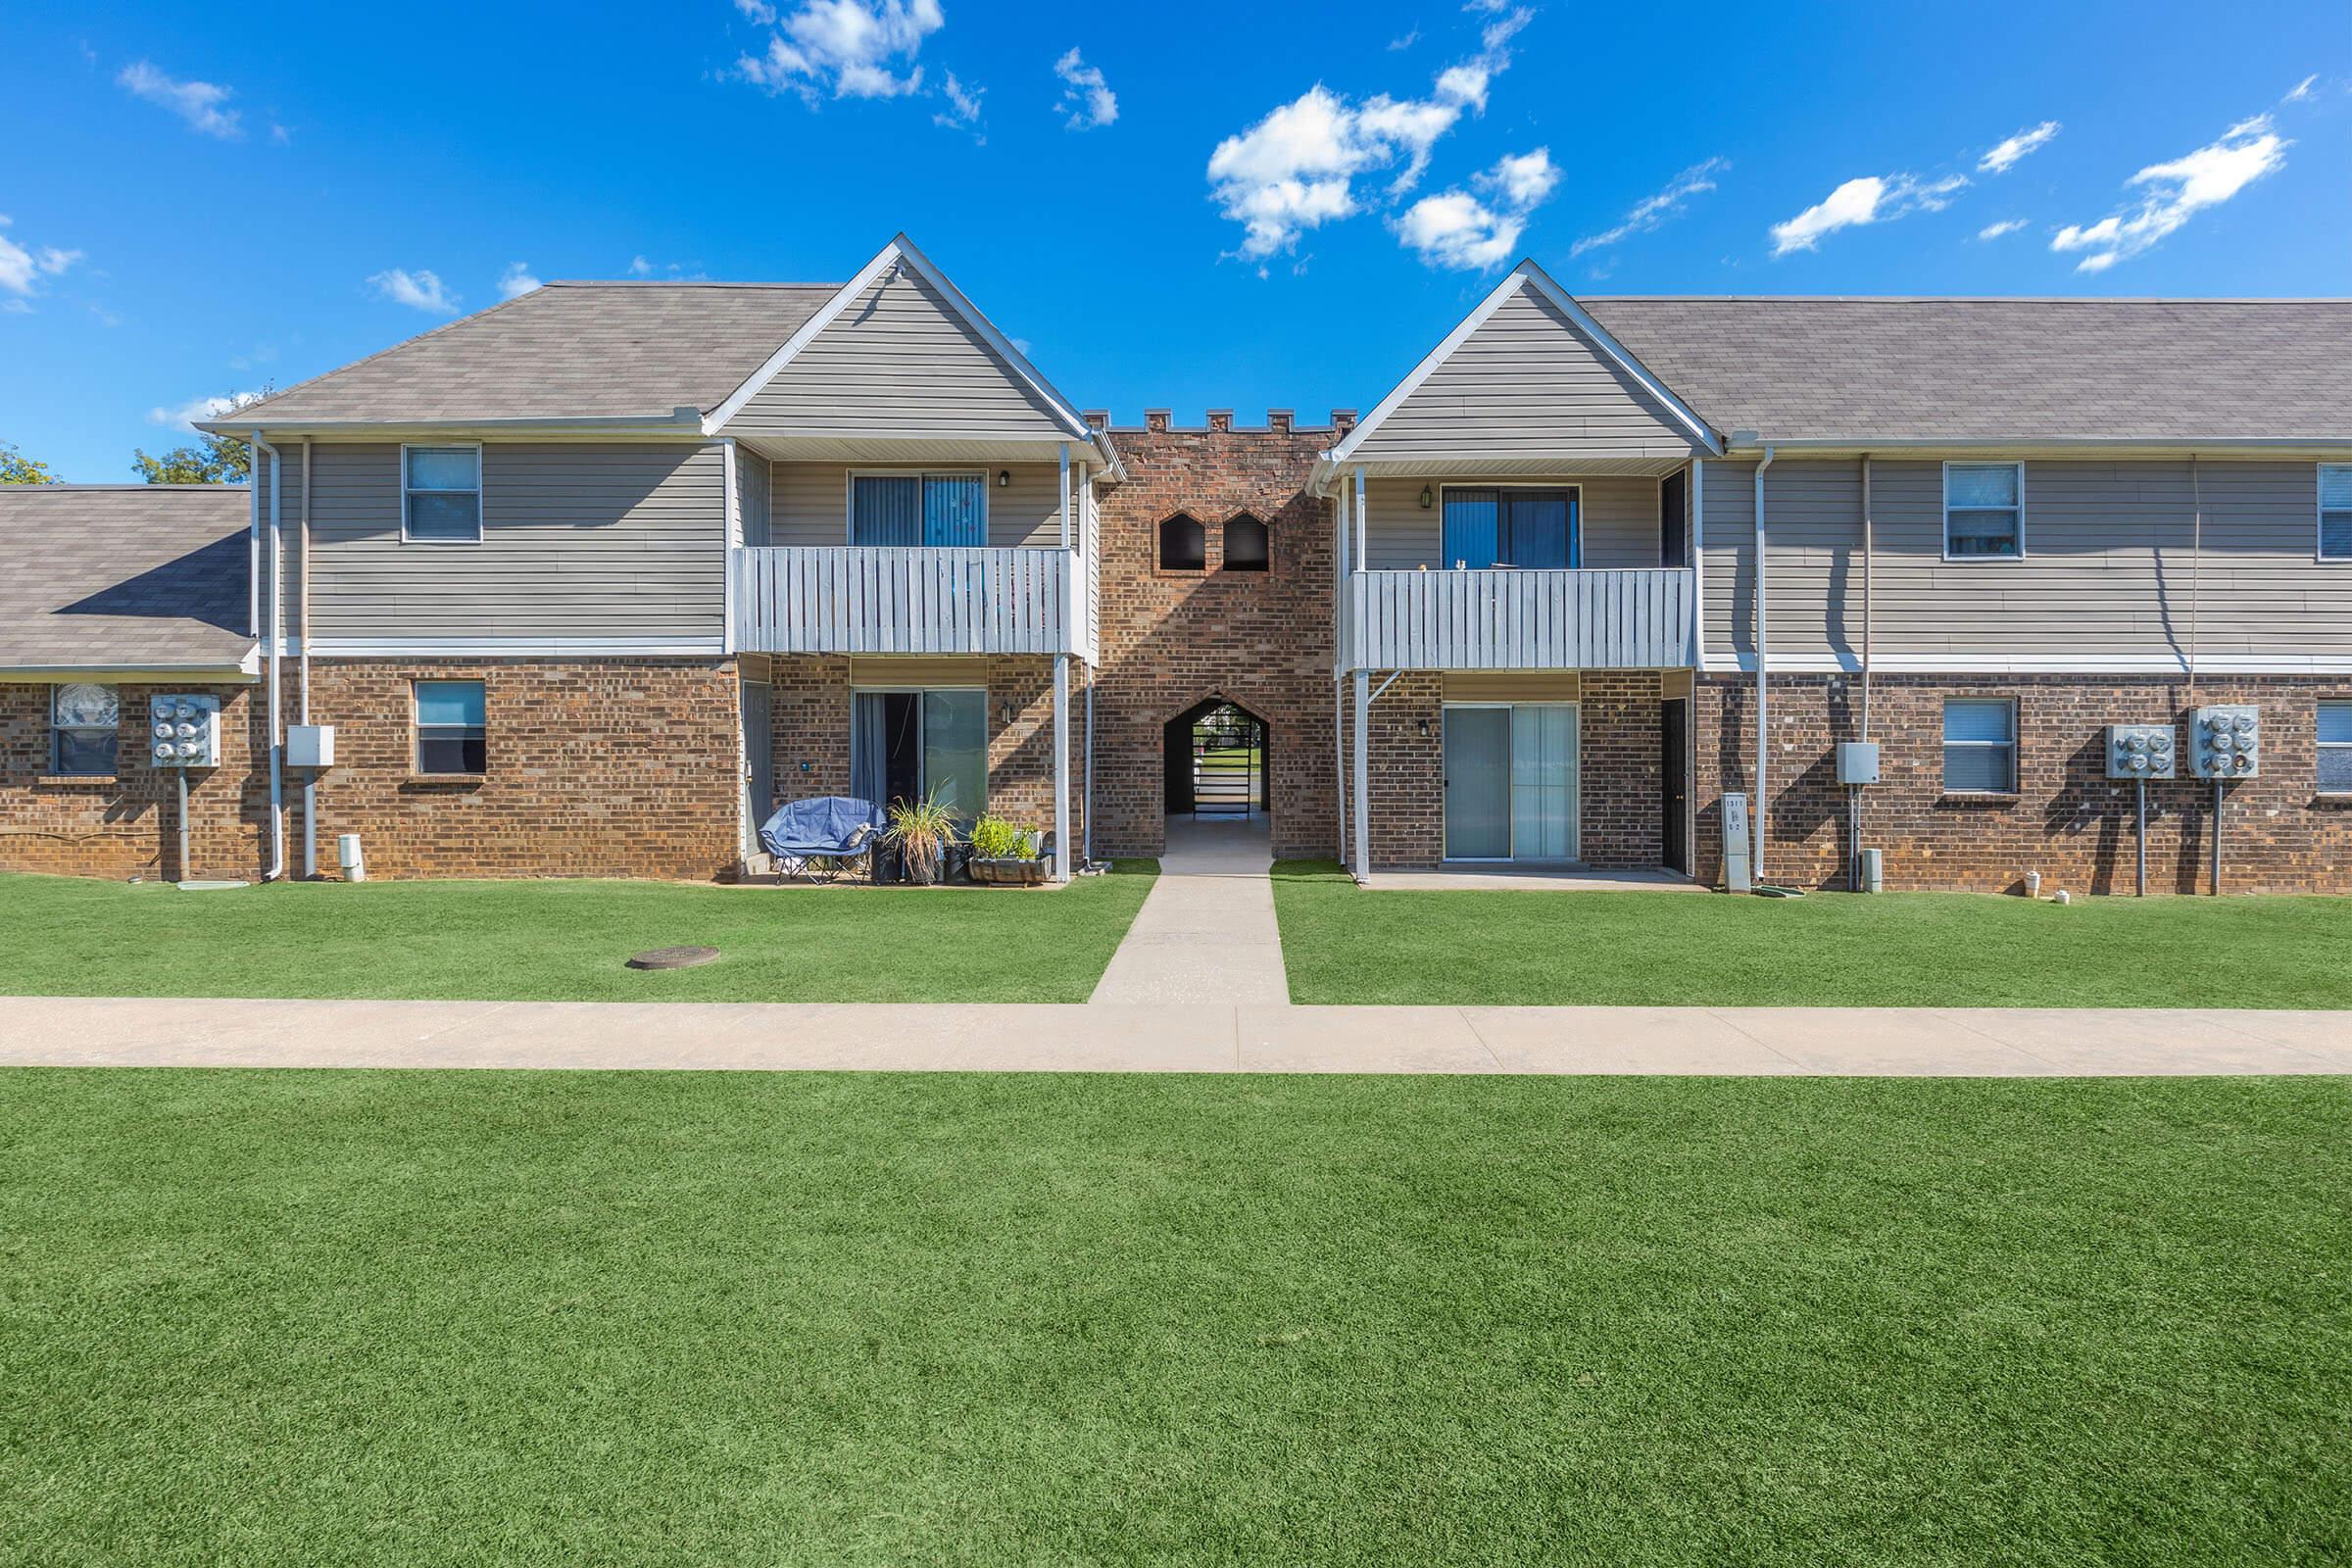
1944, 463, 2023, 559
2321, 465, 2352, 561
415, 680, 486, 773
1943, 698, 2018, 793
2320, 702, 2352, 793
51, 683, 119, 776
403, 446, 482, 543
850, 472, 985, 548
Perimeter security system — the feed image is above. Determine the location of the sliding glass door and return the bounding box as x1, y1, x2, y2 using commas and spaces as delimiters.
851, 688, 987, 821
1443, 703, 1580, 862
1441, 487, 1580, 570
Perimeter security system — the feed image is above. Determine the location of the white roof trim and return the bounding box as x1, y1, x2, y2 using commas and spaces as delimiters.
702, 234, 1094, 442
1328, 260, 1724, 467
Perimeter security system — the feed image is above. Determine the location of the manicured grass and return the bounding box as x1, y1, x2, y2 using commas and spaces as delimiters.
0, 864, 1155, 1004
4, 1069, 2345, 1563
1273, 860, 2352, 1008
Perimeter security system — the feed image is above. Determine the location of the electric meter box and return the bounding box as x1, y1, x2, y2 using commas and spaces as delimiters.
1837, 742, 1881, 785
2189, 705, 2260, 779
2105, 723, 2177, 780
147, 694, 220, 768
287, 724, 336, 769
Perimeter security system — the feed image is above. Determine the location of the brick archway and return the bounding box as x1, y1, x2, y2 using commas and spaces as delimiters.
1162, 694, 1271, 827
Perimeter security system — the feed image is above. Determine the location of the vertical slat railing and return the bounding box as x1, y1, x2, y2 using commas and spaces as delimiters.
730, 547, 1071, 655
1345, 567, 1695, 671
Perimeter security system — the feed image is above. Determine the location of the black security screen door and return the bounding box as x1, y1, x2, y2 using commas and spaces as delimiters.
1191, 706, 1264, 817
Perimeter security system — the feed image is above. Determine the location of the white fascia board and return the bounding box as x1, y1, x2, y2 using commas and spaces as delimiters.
701, 234, 1096, 443
201, 416, 707, 440
300, 636, 726, 658
1724, 650, 2352, 675
1723, 437, 2352, 460
1330, 261, 1726, 466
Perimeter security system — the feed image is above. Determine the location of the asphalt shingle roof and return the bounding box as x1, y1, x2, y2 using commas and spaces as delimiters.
221, 281, 840, 424
1581, 297, 2352, 442
0, 486, 254, 669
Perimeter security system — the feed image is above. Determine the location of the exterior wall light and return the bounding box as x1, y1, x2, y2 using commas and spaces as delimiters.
1419, 484, 1434, 510
998, 469, 1010, 487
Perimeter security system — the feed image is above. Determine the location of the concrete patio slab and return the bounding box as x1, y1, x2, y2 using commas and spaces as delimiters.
1367, 866, 1709, 894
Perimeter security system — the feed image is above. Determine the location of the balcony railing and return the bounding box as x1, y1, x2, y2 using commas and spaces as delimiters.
731, 546, 1075, 657
1347, 566, 1695, 670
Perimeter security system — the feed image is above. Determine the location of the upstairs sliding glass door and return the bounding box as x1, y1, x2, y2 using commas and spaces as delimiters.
851, 473, 987, 548
1442, 486, 1579, 570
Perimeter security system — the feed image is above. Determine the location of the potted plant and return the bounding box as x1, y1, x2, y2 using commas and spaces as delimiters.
884, 791, 959, 886
967, 813, 1050, 886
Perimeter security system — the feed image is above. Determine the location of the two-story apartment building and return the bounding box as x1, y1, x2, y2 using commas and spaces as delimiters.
2, 242, 2348, 894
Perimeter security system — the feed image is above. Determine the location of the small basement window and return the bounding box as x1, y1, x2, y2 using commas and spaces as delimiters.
1222, 514, 1270, 571
1158, 513, 1205, 571
2321, 465, 2352, 560
51, 683, 119, 775
415, 679, 486, 773
2320, 702, 2352, 792
1943, 698, 2017, 793
1944, 463, 2023, 559
404, 445, 483, 543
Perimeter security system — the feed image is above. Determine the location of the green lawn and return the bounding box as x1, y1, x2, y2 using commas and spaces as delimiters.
1274, 861, 2352, 1008
0, 864, 1155, 1004
4, 1069, 2345, 1564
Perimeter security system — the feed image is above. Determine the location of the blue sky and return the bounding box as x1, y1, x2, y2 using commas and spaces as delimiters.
3, 0, 2344, 480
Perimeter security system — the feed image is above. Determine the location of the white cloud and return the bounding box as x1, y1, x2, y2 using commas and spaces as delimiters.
1979, 121, 2060, 173
1572, 157, 1727, 256
627, 255, 657, 277
2283, 74, 2319, 103
497, 262, 541, 300
366, 268, 459, 315
735, 0, 943, 102
1395, 146, 1557, 271
0, 217, 81, 306
117, 61, 242, 139
2050, 114, 2289, 271
625, 255, 708, 280
1769, 172, 1967, 256
1206, 12, 1530, 261
933, 71, 984, 137
147, 389, 268, 432
1387, 27, 1420, 50
1976, 218, 2029, 241
1054, 48, 1116, 130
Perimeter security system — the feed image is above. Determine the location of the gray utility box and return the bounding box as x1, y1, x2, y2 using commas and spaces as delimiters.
2189, 705, 2260, 779
2105, 723, 2177, 780
1837, 742, 1881, 785
287, 724, 336, 769
148, 694, 221, 768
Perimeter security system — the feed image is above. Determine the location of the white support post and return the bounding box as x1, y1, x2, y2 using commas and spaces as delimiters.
1689, 458, 1705, 671
1053, 652, 1072, 883
1057, 442, 1071, 548
1351, 669, 1371, 884
722, 439, 741, 655
1352, 465, 1368, 575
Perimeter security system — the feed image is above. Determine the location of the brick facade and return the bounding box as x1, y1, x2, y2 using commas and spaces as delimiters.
0, 679, 268, 880
1089, 419, 1340, 860
1694, 672, 2352, 895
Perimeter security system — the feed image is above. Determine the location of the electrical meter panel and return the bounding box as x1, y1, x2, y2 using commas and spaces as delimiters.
149, 694, 220, 768
2105, 723, 2177, 780
2189, 705, 2259, 780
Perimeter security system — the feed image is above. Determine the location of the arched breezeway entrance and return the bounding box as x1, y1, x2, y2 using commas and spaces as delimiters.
1162, 696, 1271, 830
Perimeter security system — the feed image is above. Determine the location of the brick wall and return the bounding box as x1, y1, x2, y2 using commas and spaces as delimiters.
0, 679, 268, 880
300, 659, 741, 880
1090, 418, 1340, 860
1694, 671, 2352, 894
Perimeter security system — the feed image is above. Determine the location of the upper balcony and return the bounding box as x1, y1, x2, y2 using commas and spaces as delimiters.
730, 544, 1080, 658
1347, 565, 1694, 671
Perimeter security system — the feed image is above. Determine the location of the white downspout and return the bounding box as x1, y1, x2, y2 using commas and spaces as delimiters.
1751, 445, 1776, 885
255, 435, 287, 882
301, 438, 316, 879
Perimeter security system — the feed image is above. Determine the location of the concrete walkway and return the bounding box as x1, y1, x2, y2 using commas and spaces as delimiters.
1088, 816, 1288, 1004
2, 997, 2345, 1075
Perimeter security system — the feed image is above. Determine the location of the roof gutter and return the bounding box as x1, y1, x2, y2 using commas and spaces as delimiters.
195, 412, 709, 439
1719, 435, 2352, 457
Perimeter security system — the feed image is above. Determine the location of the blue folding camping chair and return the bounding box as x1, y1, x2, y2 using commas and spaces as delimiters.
759, 796, 886, 884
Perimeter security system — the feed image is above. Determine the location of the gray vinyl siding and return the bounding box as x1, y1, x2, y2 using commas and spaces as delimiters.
1701, 458, 2352, 664
1348, 286, 1706, 465
767, 461, 1066, 549
726, 268, 1073, 442
737, 446, 771, 547
1360, 474, 1667, 570
303, 441, 724, 641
